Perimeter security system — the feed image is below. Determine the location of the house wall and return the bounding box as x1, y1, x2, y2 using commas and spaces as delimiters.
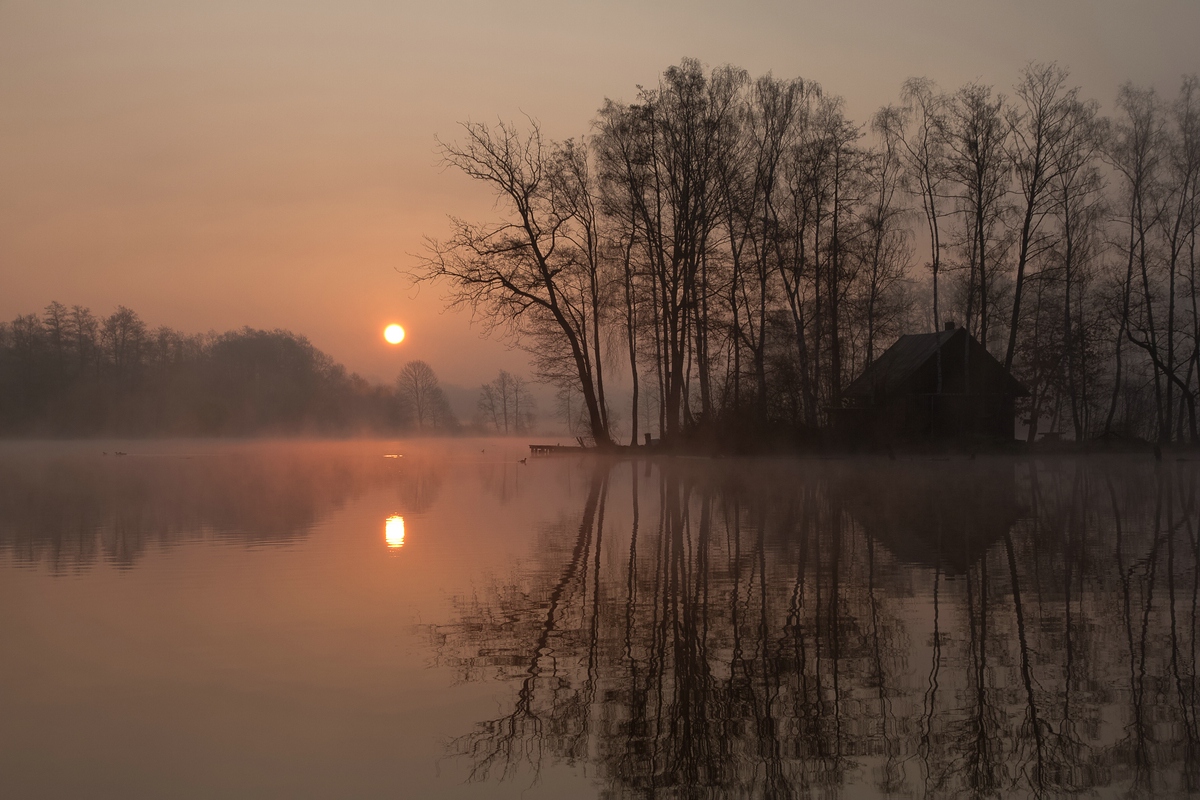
831, 393, 1016, 445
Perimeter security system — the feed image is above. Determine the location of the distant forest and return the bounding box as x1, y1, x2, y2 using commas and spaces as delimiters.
0, 303, 437, 436
421, 59, 1200, 446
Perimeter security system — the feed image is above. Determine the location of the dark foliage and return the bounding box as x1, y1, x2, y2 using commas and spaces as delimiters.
0, 303, 407, 436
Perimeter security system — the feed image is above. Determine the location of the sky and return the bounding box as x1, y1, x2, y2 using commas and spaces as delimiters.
2, 0, 1197, 387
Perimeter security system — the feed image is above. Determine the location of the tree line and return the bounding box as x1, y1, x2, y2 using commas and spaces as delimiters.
419, 59, 1200, 446
0, 302, 468, 436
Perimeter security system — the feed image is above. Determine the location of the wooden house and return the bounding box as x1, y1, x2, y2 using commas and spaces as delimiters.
831, 322, 1028, 444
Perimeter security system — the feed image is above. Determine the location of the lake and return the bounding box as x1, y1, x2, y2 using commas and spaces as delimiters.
1, 439, 1197, 798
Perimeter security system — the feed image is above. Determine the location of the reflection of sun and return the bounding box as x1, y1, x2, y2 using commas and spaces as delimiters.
385, 515, 405, 548
384, 324, 405, 344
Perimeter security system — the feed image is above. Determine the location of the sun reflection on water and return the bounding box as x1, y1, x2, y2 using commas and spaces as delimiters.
384, 515, 405, 549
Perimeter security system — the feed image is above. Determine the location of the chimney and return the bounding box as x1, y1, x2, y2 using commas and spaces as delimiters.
944, 320, 956, 331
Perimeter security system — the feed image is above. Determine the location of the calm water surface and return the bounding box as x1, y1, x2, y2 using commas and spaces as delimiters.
2, 440, 1198, 798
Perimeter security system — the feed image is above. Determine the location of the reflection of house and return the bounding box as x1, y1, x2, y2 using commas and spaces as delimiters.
832, 322, 1028, 443
838, 461, 1020, 574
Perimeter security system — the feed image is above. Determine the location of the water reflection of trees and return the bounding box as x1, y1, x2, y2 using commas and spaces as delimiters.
431, 457, 1200, 798
0, 445, 441, 571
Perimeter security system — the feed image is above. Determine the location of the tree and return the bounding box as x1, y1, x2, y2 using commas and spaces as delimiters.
1159, 76, 1200, 440
885, 78, 950, 335
732, 75, 807, 424
1051, 92, 1107, 440
594, 99, 652, 446
878, 79, 951, 396
1004, 63, 1076, 370
42, 301, 69, 382
945, 83, 1010, 352
65, 305, 98, 376
477, 370, 536, 434
100, 306, 147, 379
417, 121, 614, 446
396, 359, 455, 433
860, 110, 913, 367
598, 60, 745, 441
1104, 84, 1166, 438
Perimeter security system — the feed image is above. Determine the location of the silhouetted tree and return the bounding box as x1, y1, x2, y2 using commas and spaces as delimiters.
417, 122, 614, 446
946, 83, 1010, 351
397, 359, 455, 433
1003, 63, 1076, 370
477, 370, 536, 434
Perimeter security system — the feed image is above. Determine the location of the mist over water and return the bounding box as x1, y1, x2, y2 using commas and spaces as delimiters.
2, 440, 1197, 798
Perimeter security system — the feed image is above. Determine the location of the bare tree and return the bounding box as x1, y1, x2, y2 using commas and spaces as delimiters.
594, 100, 650, 445
1051, 93, 1107, 439
887, 78, 950, 334
100, 306, 147, 378
879, 79, 951, 396
946, 83, 1010, 351
721, 74, 805, 424
477, 370, 536, 434
1004, 63, 1076, 370
41, 301, 69, 382
1105, 84, 1166, 438
1160, 77, 1200, 440
66, 305, 99, 376
630, 61, 744, 440
396, 359, 453, 433
861, 108, 913, 367
417, 121, 614, 446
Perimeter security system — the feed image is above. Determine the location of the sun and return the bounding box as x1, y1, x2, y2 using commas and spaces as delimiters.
383, 324, 405, 344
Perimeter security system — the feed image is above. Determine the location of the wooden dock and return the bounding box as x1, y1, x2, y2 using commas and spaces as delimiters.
529, 444, 590, 456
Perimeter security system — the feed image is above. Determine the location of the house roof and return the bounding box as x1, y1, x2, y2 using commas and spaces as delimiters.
845, 329, 959, 397
844, 327, 1027, 398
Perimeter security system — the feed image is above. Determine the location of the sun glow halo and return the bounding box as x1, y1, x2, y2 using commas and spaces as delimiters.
384, 324, 405, 345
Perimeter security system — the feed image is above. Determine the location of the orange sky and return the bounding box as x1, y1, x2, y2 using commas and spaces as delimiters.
2, 0, 1197, 387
